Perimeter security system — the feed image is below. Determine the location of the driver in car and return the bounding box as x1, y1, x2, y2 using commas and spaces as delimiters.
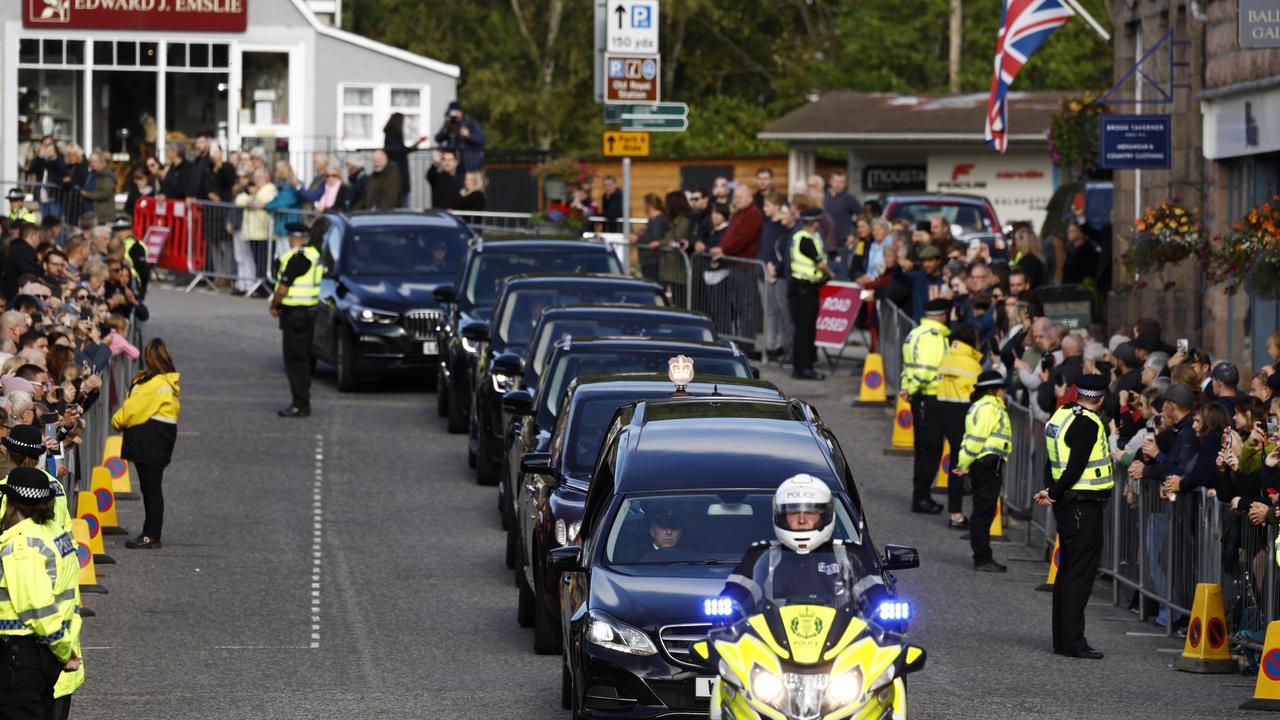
639, 508, 685, 560
721, 474, 882, 614
424, 240, 450, 272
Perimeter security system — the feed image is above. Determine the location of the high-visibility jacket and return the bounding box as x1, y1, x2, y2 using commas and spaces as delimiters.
957, 394, 1012, 470
0, 468, 71, 532
790, 230, 825, 283
901, 318, 949, 397
123, 235, 144, 281
937, 340, 983, 403
1045, 404, 1115, 492
8, 206, 36, 224
277, 246, 323, 307
0, 517, 83, 691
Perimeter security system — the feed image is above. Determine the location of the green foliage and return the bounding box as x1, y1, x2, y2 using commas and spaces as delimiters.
346, 0, 1113, 157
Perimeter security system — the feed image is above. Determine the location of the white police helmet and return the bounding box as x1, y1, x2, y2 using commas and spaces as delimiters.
772, 474, 835, 554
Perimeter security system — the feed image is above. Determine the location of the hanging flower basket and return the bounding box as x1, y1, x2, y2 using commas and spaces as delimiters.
532, 201, 590, 232
530, 157, 596, 204
1047, 91, 1110, 182
1204, 195, 1280, 297
1120, 201, 1205, 291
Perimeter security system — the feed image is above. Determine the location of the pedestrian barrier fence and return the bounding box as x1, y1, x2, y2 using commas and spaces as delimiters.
635, 245, 693, 309
688, 252, 768, 350
1, 180, 85, 226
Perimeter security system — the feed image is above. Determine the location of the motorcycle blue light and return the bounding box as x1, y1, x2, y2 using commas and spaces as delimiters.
703, 597, 734, 617
877, 600, 911, 622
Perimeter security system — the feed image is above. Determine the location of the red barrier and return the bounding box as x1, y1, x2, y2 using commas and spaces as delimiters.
132, 197, 192, 272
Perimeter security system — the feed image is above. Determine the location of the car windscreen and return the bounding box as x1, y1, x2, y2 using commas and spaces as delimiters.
344, 227, 470, 276
531, 318, 715, 375
539, 350, 747, 424
496, 290, 666, 349
602, 492, 861, 567
463, 250, 623, 309
888, 202, 995, 234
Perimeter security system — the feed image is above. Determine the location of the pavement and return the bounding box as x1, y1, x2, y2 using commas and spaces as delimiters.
74, 286, 1254, 719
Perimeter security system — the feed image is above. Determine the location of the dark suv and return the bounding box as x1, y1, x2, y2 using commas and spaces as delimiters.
308, 211, 474, 391
432, 239, 624, 433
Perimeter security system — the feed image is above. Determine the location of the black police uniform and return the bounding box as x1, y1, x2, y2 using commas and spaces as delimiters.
722, 540, 880, 615
789, 211, 826, 379
277, 231, 318, 416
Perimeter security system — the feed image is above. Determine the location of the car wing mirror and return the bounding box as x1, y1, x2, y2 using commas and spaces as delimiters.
521, 451, 551, 474
432, 285, 457, 304
493, 353, 524, 377
461, 321, 490, 343
504, 390, 535, 416
546, 545, 582, 572
882, 544, 919, 571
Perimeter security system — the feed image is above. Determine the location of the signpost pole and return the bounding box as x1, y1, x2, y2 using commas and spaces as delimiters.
622, 156, 632, 242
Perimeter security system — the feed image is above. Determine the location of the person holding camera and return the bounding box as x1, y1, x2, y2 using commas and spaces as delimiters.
433, 101, 486, 173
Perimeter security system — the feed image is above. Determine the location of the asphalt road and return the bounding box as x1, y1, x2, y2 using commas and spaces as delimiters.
74, 286, 1253, 719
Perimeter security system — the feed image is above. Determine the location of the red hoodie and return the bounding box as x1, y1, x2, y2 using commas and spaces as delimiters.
718, 203, 763, 259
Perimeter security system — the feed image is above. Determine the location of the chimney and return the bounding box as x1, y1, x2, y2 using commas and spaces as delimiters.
305, 0, 342, 28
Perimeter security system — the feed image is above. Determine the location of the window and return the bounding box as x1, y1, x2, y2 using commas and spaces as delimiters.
336, 84, 431, 150
242, 51, 290, 126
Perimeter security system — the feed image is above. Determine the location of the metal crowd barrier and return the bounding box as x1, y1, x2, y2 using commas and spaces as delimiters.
635, 246, 693, 309
874, 298, 914, 393
688, 252, 767, 350
1, 179, 84, 226
178, 200, 320, 294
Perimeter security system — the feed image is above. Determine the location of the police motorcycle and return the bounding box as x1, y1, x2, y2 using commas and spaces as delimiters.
691, 477, 926, 720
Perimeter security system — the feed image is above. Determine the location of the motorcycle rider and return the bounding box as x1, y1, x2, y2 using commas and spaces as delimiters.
722, 474, 881, 614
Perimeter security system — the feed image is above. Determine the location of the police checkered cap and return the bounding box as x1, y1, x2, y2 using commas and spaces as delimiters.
0, 467, 54, 502
1075, 373, 1108, 398
2, 425, 44, 458
975, 370, 1005, 389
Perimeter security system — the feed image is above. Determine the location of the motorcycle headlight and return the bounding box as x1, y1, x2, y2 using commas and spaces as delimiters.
826, 668, 864, 707
349, 306, 398, 325
460, 335, 481, 354
491, 371, 515, 393
553, 519, 580, 546
586, 610, 657, 656
750, 668, 785, 706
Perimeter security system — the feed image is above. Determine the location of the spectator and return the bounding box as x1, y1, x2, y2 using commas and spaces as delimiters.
1038, 332, 1085, 413
1141, 351, 1170, 387
706, 203, 730, 250
806, 174, 825, 197
688, 187, 712, 248
434, 101, 486, 172
64, 235, 90, 277
1265, 331, 1280, 376
632, 193, 669, 250
930, 214, 956, 251
760, 193, 793, 362
310, 163, 349, 214
357, 150, 402, 212
384, 113, 426, 208
4, 225, 44, 299
712, 176, 731, 205
298, 152, 331, 203
663, 191, 692, 249
1251, 371, 1275, 403
713, 185, 763, 260
27, 135, 67, 220
854, 219, 894, 282
823, 170, 862, 255
346, 157, 367, 209
1061, 219, 1100, 285
1008, 227, 1045, 289
426, 149, 464, 211
753, 167, 775, 209
454, 171, 487, 212
124, 165, 155, 218
158, 140, 197, 200
599, 175, 622, 233
568, 184, 595, 217
112, 338, 181, 550
79, 150, 116, 220
209, 142, 236, 202
938, 323, 983, 528
1210, 362, 1240, 415
266, 160, 302, 246
234, 167, 277, 289
892, 244, 945, 321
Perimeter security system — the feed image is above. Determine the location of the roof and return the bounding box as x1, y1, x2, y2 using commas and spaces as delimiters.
289, 0, 461, 78
884, 193, 995, 205
759, 91, 1066, 143
475, 239, 615, 253
505, 274, 662, 289
553, 336, 737, 353
617, 399, 838, 492
341, 210, 466, 228
568, 374, 781, 400
541, 304, 709, 320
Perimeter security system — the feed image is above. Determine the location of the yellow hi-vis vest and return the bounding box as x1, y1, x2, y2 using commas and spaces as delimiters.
0, 517, 83, 686
123, 236, 143, 281
901, 318, 949, 397
1045, 404, 1115, 491
790, 230, 825, 283
8, 207, 36, 224
957, 394, 1012, 470
277, 245, 323, 307
937, 340, 983, 403
1, 468, 72, 533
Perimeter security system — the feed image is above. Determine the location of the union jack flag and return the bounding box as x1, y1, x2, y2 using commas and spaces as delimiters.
985, 0, 1075, 152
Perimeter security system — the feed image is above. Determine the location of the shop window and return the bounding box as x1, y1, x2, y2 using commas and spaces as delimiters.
141, 42, 158, 67
20, 39, 39, 65
189, 44, 209, 68
211, 44, 229, 68
167, 43, 186, 68
42, 40, 62, 65
93, 42, 112, 66
242, 52, 290, 126
166, 73, 229, 146
118, 42, 136, 66
65, 41, 85, 65
17, 69, 81, 144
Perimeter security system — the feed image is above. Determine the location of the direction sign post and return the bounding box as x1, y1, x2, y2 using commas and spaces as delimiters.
605, 55, 660, 104
606, 0, 659, 55
602, 131, 650, 157
621, 102, 689, 132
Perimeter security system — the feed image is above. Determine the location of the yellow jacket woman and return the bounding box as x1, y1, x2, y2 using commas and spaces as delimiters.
112, 339, 180, 549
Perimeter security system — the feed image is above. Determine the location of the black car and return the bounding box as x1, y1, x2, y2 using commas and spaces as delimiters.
431, 238, 624, 433
498, 337, 754, 572
308, 211, 473, 391
469, 274, 667, 485
519, 304, 718, 393
549, 396, 918, 719
512, 374, 785, 655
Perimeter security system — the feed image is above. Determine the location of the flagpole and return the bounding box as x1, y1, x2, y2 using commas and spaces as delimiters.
1060, 0, 1112, 43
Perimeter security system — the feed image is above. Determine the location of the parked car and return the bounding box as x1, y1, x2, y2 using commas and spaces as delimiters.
884, 193, 1003, 240
1039, 180, 1114, 291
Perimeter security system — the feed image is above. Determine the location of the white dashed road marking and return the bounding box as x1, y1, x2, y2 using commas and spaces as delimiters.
311, 434, 324, 649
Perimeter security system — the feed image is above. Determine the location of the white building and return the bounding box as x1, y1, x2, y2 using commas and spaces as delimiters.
3, 0, 458, 185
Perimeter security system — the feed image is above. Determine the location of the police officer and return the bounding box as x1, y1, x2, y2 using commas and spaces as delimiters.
901, 299, 951, 514
952, 371, 1011, 572
789, 207, 832, 381
269, 222, 322, 418
6, 188, 36, 224
0, 468, 84, 720
1034, 374, 1113, 659
0, 425, 72, 533
936, 322, 982, 528
113, 215, 149, 300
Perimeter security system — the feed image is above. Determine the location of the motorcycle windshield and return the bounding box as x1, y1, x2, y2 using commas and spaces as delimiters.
748, 545, 875, 611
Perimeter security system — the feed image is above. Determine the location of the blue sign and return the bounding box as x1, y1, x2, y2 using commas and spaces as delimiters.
631, 5, 652, 28
1098, 115, 1172, 169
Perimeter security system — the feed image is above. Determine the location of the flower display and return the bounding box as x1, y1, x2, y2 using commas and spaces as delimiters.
1203, 195, 1280, 296
1046, 91, 1111, 182
1120, 201, 1205, 290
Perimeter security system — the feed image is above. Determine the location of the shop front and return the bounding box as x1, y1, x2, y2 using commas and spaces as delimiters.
2, 0, 458, 192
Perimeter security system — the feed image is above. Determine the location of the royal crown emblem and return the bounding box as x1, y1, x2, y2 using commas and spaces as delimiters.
668, 355, 695, 389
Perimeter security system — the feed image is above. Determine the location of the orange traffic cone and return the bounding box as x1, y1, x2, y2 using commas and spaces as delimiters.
71, 518, 107, 594
1175, 583, 1237, 673
1243, 621, 1280, 709
855, 353, 888, 405
1036, 535, 1061, 592
931, 441, 951, 493
885, 394, 914, 456
989, 498, 1009, 543
88, 468, 127, 535
102, 446, 137, 500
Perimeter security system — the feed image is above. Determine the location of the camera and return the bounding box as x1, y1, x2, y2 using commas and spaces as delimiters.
439, 111, 463, 151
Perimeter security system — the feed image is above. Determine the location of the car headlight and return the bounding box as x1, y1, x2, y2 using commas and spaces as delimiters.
750, 668, 785, 706
826, 668, 864, 707
491, 371, 515, 393
553, 519, 580, 546
586, 610, 657, 656
349, 306, 398, 325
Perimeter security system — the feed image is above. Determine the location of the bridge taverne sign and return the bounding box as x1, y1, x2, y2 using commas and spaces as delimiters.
24, 0, 248, 32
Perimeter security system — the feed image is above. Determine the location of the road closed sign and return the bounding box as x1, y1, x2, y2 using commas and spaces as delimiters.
602, 131, 650, 157
815, 281, 863, 350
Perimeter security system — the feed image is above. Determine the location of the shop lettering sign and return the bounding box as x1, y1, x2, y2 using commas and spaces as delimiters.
24, 0, 247, 32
